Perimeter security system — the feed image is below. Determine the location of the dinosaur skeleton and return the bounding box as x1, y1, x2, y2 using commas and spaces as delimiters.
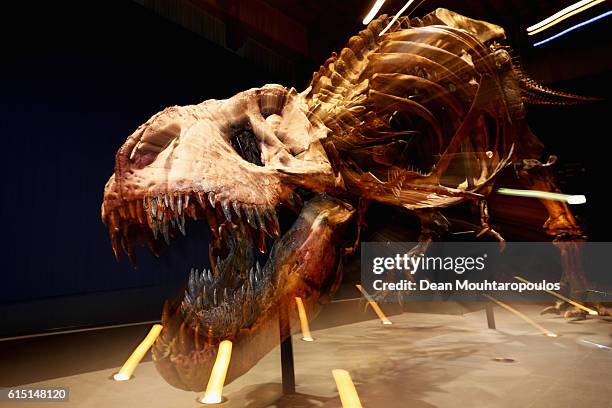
101, 9, 589, 391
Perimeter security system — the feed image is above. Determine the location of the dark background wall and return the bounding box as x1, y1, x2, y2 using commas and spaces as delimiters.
0, 1, 289, 335
0, 0, 610, 336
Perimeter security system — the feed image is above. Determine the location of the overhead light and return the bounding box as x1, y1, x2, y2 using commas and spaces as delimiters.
496, 188, 587, 205
363, 0, 387, 25
379, 0, 418, 36
527, 0, 606, 35
533, 9, 612, 47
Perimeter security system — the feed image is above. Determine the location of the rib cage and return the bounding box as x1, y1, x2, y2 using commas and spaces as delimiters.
304, 8, 539, 209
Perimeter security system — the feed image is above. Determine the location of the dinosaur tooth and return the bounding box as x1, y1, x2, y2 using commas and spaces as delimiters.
150, 197, 157, 218
249, 267, 255, 288
136, 200, 146, 224
110, 233, 121, 260
208, 192, 216, 208
221, 199, 232, 222
128, 201, 137, 219
196, 192, 207, 209
177, 193, 183, 215
231, 200, 241, 218
118, 204, 127, 219
243, 205, 257, 229
213, 288, 218, 306
178, 214, 186, 236
254, 207, 268, 234
257, 229, 267, 254
256, 261, 262, 279
108, 210, 120, 233
164, 193, 169, 208
184, 194, 190, 209
266, 210, 280, 237
157, 195, 164, 214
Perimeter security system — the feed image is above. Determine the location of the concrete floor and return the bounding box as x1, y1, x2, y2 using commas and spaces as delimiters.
3, 305, 611, 408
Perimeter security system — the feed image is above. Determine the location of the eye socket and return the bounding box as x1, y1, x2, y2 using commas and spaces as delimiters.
229, 124, 263, 166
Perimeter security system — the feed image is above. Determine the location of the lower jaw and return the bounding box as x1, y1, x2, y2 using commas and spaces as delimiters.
151, 194, 355, 391
152, 283, 322, 391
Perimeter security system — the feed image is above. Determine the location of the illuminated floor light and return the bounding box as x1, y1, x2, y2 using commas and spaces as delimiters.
379, 0, 417, 36
355, 284, 393, 325
514, 276, 598, 316
295, 297, 314, 342
582, 340, 612, 350
113, 324, 163, 381
363, 0, 387, 25
199, 340, 233, 404
533, 10, 612, 47
483, 295, 558, 338
332, 369, 363, 408
496, 188, 586, 205
527, 0, 606, 35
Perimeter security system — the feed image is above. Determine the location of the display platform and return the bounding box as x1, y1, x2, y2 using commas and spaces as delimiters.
3, 304, 610, 408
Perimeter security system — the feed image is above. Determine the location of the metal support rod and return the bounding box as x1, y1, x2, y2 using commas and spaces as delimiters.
279, 305, 296, 394
486, 303, 496, 329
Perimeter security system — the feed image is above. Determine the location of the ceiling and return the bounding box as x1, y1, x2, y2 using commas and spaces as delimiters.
139, 0, 612, 86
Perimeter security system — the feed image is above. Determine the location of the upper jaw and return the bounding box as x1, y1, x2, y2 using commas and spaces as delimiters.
101, 184, 302, 262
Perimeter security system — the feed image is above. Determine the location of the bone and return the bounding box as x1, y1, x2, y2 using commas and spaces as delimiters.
150, 197, 157, 218
231, 201, 241, 218
197, 192, 207, 209
178, 214, 186, 236
118, 205, 128, 219
221, 199, 233, 222
254, 207, 268, 234
136, 201, 146, 224
265, 210, 281, 237
242, 205, 257, 229
128, 201, 137, 219
202, 286, 208, 306
169, 193, 175, 211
